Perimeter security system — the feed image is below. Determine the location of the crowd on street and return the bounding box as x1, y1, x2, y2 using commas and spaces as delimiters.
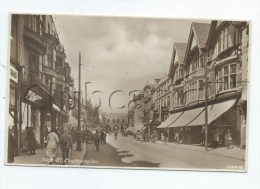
121, 128, 233, 149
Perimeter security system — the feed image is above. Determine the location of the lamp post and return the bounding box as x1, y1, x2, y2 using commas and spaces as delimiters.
76, 51, 82, 151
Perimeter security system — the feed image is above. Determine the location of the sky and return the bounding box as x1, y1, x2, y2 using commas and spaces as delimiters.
53, 15, 210, 113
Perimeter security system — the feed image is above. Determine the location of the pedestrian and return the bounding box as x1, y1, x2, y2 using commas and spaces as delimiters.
179, 128, 184, 144
27, 127, 36, 155
59, 128, 73, 165
213, 129, 220, 149
142, 132, 146, 142
163, 130, 168, 145
43, 126, 49, 147
8, 126, 15, 163
225, 129, 233, 149
46, 127, 59, 165
94, 130, 101, 152
100, 130, 107, 144
174, 131, 180, 143
200, 128, 205, 146
114, 131, 118, 140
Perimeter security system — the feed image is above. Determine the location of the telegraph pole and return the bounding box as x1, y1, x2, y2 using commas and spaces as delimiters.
76, 51, 82, 151
204, 56, 209, 151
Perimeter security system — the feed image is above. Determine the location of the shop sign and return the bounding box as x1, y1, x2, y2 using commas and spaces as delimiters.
10, 64, 18, 83
27, 90, 42, 102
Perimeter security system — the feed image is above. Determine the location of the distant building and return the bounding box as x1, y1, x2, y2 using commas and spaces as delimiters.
103, 112, 128, 131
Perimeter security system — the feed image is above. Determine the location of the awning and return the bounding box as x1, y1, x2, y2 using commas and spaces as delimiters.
157, 112, 182, 129
187, 99, 237, 126
169, 107, 205, 128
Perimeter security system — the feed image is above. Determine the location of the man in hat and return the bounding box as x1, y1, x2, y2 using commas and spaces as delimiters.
59, 128, 73, 165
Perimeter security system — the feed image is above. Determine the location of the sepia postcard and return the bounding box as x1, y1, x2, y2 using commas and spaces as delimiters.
6, 14, 249, 172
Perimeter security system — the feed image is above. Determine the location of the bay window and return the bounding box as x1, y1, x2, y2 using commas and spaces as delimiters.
216, 63, 238, 92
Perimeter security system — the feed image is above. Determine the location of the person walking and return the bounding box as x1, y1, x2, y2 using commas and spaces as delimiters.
100, 130, 107, 144
163, 130, 168, 145
225, 129, 233, 149
8, 126, 15, 163
27, 127, 37, 155
213, 129, 220, 149
59, 128, 73, 165
46, 128, 59, 165
94, 130, 101, 152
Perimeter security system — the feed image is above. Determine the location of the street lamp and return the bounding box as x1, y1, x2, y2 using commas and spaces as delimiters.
76, 51, 82, 151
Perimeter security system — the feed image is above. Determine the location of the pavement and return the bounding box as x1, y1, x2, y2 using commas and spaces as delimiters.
12, 134, 246, 170
154, 139, 246, 161
14, 143, 87, 166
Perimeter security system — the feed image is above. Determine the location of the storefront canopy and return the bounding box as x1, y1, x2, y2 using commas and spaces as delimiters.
157, 112, 183, 129
187, 99, 237, 127
168, 107, 205, 128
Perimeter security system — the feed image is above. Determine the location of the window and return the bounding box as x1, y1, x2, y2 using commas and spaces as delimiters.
217, 24, 236, 54
198, 80, 204, 99
45, 44, 53, 68
174, 90, 183, 107
216, 63, 237, 92
42, 74, 52, 89
56, 56, 63, 74
28, 50, 40, 81
167, 96, 170, 107
26, 15, 42, 35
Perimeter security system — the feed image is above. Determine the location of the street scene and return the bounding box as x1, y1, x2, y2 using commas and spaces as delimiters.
6, 14, 249, 171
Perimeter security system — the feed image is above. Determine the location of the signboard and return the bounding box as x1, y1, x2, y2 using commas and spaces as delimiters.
27, 90, 42, 102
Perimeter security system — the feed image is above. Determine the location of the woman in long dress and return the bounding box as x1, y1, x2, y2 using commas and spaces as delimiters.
46, 128, 59, 164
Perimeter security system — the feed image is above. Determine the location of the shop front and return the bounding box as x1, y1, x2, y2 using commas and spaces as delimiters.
157, 98, 239, 146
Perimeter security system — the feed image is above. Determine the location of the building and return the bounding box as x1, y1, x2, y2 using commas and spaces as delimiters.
158, 21, 249, 147
142, 83, 154, 137
9, 14, 74, 152
103, 112, 128, 131
132, 92, 145, 131
153, 75, 171, 139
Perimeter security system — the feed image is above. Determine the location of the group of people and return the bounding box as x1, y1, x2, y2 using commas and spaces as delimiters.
90, 130, 107, 152
212, 129, 233, 149
46, 127, 74, 165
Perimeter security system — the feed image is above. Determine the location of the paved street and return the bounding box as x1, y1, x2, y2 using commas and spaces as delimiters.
13, 134, 245, 171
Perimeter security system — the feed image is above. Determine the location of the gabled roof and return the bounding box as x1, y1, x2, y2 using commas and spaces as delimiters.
183, 22, 211, 66
175, 43, 187, 63
191, 22, 211, 49
168, 43, 187, 77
